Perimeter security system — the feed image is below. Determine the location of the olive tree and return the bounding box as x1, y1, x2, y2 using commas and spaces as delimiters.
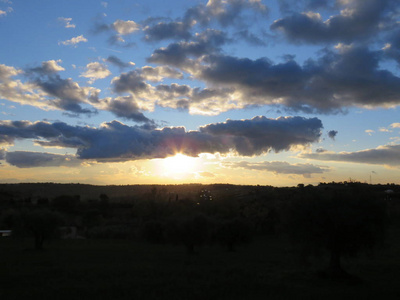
286, 189, 386, 277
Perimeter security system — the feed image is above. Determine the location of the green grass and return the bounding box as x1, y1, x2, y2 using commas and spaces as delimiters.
1, 233, 400, 300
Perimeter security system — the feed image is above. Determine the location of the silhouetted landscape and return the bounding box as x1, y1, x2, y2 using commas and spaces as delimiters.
1, 181, 400, 299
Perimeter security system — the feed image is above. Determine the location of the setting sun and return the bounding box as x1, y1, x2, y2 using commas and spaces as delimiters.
160, 154, 198, 177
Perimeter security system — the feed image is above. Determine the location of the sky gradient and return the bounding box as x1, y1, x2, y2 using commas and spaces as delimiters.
0, 0, 400, 186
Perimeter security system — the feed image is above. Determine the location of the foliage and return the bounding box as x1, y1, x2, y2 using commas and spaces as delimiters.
214, 218, 252, 251
22, 209, 64, 250
165, 213, 211, 254
286, 189, 387, 276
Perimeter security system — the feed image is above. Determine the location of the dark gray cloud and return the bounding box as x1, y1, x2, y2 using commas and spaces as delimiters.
300, 144, 400, 166
383, 29, 400, 66
0, 116, 322, 161
148, 29, 228, 70
224, 160, 329, 177
197, 45, 400, 113
184, 0, 267, 28
100, 96, 153, 123
0, 148, 5, 160
143, 21, 192, 41
33, 75, 95, 114
328, 130, 338, 140
112, 70, 151, 94
105, 56, 135, 69
271, 0, 396, 44
5, 151, 82, 168
200, 116, 322, 155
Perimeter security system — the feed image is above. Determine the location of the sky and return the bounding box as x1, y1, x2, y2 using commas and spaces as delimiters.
0, 0, 400, 186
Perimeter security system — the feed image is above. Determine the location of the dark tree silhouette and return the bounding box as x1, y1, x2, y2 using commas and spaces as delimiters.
215, 218, 252, 251
287, 189, 386, 277
165, 213, 210, 254
23, 209, 64, 250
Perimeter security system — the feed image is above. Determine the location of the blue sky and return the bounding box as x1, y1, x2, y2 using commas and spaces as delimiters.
0, 0, 400, 186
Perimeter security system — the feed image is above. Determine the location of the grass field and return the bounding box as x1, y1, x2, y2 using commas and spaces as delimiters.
1, 229, 400, 300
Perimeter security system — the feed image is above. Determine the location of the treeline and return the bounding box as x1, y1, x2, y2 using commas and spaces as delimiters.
1, 182, 399, 278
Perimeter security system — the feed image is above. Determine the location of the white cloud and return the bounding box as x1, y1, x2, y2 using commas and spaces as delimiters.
80, 62, 111, 83
59, 35, 88, 46
0, 7, 12, 17
365, 129, 374, 136
58, 17, 76, 28
112, 20, 140, 35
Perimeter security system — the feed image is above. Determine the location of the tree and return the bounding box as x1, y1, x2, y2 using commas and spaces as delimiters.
23, 209, 64, 250
165, 213, 211, 254
215, 218, 252, 252
286, 189, 386, 277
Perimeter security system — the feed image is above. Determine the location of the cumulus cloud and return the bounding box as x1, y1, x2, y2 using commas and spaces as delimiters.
0, 6, 12, 17
32, 75, 95, 114
271, 0, 395, 44
58, 17, 76, 28
80, 62, 111, 83
5, 151, 82, 168
140, 66, 183, 82
98, 95, 153, 123
184, 0, 267, 28
224, 160, 330, 177
300, 144, 400, 166
27, 60, 65, 75
105, 56, 135, 69
143, 21, 192, 41
195, 45, 400, 113
328, 130, 338, 140
0, 116, 322, 161
390, 123, 400, 129
112, 20, 140, 35
59, 35, 88, 46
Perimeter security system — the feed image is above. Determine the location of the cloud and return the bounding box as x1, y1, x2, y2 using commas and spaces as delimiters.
1, 63, 100, 115
390, 123, 400, 129
199, 116, 322, 155
194, 45, 400, 113
59, 35, 88, 46
328, 130, 338, 140
5, 151, 82, 168
58, 17, 76, 28
197, 171, 216, 178
32, 74, 96, 114
27, 60, 65, 75
184, 0, 268, 28
140, 66, 184, 82
0, 6, 12, 17
224, 160, 329, 177
0, 116, 322, 161
112, 20, 140, 35
80, 62, 111, 82
98, 95, 153, 123
365, 129, 374, 136
300, 144, 400, 166
143, 21, 192, 41
105, 56, 135, 69
271, 0, 395, 44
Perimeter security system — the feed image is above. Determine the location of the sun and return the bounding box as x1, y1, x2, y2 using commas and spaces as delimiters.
161, 153, 198, 177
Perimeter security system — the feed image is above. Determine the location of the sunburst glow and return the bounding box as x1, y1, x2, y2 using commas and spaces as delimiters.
160, 153, 198, 177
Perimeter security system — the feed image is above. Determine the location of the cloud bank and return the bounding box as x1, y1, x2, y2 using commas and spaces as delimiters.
0, 116, 322, 163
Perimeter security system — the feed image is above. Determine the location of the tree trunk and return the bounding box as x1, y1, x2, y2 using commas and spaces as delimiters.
34, 233, 44, 250
328, 249, 345, 277
185, 243, 195, 255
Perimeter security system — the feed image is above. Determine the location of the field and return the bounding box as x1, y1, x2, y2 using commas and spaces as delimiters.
1, 230, 400, 300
